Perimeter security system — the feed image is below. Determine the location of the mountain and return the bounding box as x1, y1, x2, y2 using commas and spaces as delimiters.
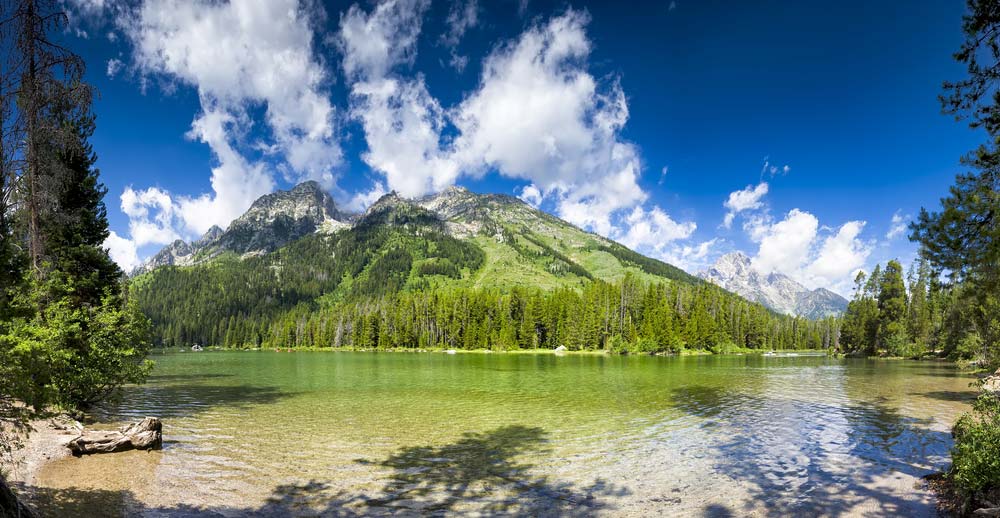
135, 181, 347, 273
698, 252, 848, 318
131, 181, 843, 350
138, 224, 224, 272
139, 181, 700, 289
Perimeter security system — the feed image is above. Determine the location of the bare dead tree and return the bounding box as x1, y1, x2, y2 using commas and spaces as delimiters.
0, 0, 90, 273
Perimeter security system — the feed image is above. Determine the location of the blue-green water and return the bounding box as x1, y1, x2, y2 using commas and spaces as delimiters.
32, 351, 976, 516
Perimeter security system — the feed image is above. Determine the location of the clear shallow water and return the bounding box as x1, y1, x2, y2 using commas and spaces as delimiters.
29, 351, 977, 517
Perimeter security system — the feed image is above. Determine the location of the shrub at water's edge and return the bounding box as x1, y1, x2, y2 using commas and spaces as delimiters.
942, 376, 1000, 515
951, 391, 1000, 493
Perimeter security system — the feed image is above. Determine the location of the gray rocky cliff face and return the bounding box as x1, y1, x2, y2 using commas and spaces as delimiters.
136, 181, 345, 273
699, 251, 848, 318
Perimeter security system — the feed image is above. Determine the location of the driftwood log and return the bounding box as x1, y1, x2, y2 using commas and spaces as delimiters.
67, 417, 162, 456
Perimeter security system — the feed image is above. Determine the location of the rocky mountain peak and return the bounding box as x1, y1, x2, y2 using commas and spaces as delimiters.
194, 225, 224, 246
136, 182, 349, 273
699, 251, 848, 319
239, 180, 342, 225
707, 251, 754, 279
416, 186, 481, 219
363, 191, 418, 219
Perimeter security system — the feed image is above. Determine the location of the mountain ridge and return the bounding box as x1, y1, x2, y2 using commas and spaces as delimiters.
698, 251, 847, 318
135, 181, 347, 273
135, 180, 700, 290
130, 181, 847, 351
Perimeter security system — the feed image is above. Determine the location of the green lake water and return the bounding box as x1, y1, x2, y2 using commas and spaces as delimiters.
29, 351, 978, 516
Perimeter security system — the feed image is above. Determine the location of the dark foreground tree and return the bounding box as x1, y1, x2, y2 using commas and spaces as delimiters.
0, 1, 152, 514
912, 0, 1000, 366
915, 0, 1000, 507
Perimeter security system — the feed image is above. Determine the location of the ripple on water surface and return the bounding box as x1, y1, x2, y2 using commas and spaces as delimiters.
31, 352, 975, 516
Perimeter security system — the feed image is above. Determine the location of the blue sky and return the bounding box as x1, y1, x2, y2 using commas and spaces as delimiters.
67, 0, 976, 296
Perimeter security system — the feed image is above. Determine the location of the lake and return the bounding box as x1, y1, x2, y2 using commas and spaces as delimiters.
29, 351, 977, 516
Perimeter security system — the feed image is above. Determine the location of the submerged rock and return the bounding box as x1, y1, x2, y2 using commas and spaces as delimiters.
67, 417, 162, 456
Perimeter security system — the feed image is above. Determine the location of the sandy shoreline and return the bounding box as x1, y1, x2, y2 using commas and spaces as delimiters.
3, 415, 81, 513
2, 414, 953, 517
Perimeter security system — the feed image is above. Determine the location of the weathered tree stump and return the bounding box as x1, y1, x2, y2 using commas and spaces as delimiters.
67, 417, 162, 456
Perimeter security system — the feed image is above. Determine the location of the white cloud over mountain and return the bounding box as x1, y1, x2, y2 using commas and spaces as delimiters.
722, 182, 768, 228
90, 0, 876, 290
106, 0, 339, 259
720, 181, 874, 296
334, 1, 689, 257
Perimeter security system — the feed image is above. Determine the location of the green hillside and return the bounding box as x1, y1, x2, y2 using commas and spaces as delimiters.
133, 186, 838, 352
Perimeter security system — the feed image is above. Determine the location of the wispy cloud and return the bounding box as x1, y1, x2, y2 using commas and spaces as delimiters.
886, 210, 910, 240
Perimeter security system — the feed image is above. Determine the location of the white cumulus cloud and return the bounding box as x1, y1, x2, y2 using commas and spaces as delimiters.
120, 186, 182, 246
746, 208, 872, 295
103, 230, 141, 272
108, 0, 340, 264
338, 5, 654, 239
338, 0, 428, 82
722, 182, 768, 228
452, 10, 646, 235
804, 220, 871, 291
518, 184, 543, 208
752, 208, 819, 276
617, 205, 696, 253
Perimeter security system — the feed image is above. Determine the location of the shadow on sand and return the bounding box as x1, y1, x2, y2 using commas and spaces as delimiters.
14, 425, 628, 517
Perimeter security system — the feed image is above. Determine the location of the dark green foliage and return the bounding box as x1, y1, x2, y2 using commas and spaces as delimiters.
150, 268, 836, 353
950, 392, 1000, 492
913, 0, 1000, 367
354, 247, 413, 296
839, 258, 963, 359
0, 107, 151, 411
134, 219, 485, 347
40, 96, 122, 305
424, 232, 484, 271
0, 2, 151, 428
2, 276, 152, 410
877, 260, 908, 355
840, 271, 879, 356
418, 259, 461, 279
515, 232, 591, 279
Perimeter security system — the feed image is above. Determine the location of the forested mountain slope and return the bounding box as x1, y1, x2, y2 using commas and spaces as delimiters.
132, 182, 838, 351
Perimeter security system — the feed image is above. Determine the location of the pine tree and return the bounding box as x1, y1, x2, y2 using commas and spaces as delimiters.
41, 89, 121, 304
913, 0, 1000, 365
906, 258, 932, 350
877, 260, 909, 355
